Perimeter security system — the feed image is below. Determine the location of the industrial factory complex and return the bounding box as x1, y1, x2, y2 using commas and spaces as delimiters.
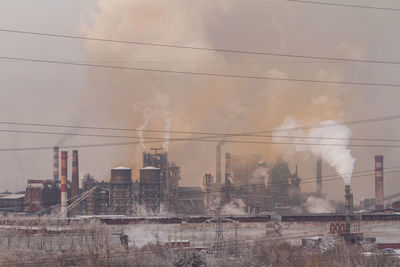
0, 146, 399, 240
0, 143, 400, 266
0, 145, 396, 217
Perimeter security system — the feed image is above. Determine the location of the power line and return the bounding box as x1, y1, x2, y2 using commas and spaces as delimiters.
1, 137, 400, 153
2, 127, 400, 143
0, 114, 399, 151
145, 168, 400, 197
1, 28, 400, 65
287, 0, 400, 11
0, 113, 399, 137
3, 55, 399, 87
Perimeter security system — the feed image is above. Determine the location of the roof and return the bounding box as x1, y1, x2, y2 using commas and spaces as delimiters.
113, 166, 131, 170
140, 166, 160, 170
0, 193, 25, 200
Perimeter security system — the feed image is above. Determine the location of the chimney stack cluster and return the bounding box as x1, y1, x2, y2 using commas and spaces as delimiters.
57, 149, 80, 217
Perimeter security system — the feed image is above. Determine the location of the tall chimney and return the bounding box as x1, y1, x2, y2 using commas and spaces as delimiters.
344, 185, 353, 237
70, 150, 79, 216
60, 151, 68, 217
53, 147, 59, 181
216, 143, 221, 183
375, 155, 384, 210
316, 158, 322, 195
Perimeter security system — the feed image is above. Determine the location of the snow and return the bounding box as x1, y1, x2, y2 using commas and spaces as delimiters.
0, 193, 24, 199
113, 166, 131, 170
140, 166, 160, 170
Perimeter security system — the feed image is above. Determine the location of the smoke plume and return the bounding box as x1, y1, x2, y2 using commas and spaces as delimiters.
273, 117, 355, 185
80, 0, 361, 190
305, 196, 335, 213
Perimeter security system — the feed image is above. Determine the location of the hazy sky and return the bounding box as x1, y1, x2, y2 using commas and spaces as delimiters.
0, 0, 400, 203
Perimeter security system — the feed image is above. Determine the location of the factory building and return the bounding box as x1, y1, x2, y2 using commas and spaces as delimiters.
0, 193, 25, 213
24, 179, 63, 214
81, 174, 110, 215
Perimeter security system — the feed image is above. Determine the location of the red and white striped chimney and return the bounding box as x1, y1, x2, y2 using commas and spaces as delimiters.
61, 151, 68, 217
70, 150, 79, 216
375, 155, 384, 210
53, 147, 59, 181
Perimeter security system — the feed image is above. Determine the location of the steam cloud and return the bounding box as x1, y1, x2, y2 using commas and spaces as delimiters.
81, 0, 359, 189
305, 196, 335, 213
273, 117, 355, 185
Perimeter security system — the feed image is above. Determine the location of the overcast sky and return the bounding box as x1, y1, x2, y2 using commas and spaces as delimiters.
0, 0, 400, 202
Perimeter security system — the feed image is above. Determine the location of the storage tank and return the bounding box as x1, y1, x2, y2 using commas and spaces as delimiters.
111, 167, 132, 184
140, 167, 161, 184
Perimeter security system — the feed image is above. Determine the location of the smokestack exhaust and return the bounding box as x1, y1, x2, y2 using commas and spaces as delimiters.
60, 151, 68, 217
53, 147, 59, 181
375, 155, 384, 210
71, 150, 79, 217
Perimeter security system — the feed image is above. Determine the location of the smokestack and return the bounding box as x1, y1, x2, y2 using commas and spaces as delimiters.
344, 185, 353, 236
60, 151, 68, 217
216, 143, 221, 183
375, 155, 384, 210
224, 152, 232, 203
53, 147, 59, 181
316, 158, 322, 195
70, 150, 79, 217
203, 173, 213, 213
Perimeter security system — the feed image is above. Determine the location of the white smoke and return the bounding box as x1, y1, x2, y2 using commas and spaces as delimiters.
132, 93, 174, 150
305, 196, 335, 213
252, 166, 269, 185
273, 116, 355, 185
136, 107, 151, 149
126, 224, 168, 248
222, 198, 247, 215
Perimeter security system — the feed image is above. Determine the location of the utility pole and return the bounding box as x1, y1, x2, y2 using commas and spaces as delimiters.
212, 199, 224, 254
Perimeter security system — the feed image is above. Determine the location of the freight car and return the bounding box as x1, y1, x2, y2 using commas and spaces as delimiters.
99, 215, 271, 225
361, 213, 400, 221
282, 214, 349, 222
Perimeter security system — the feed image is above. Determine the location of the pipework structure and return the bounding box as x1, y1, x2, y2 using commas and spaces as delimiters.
142, 148, 181, 212
375, 155, 384, 210
60, 151, 68, 217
